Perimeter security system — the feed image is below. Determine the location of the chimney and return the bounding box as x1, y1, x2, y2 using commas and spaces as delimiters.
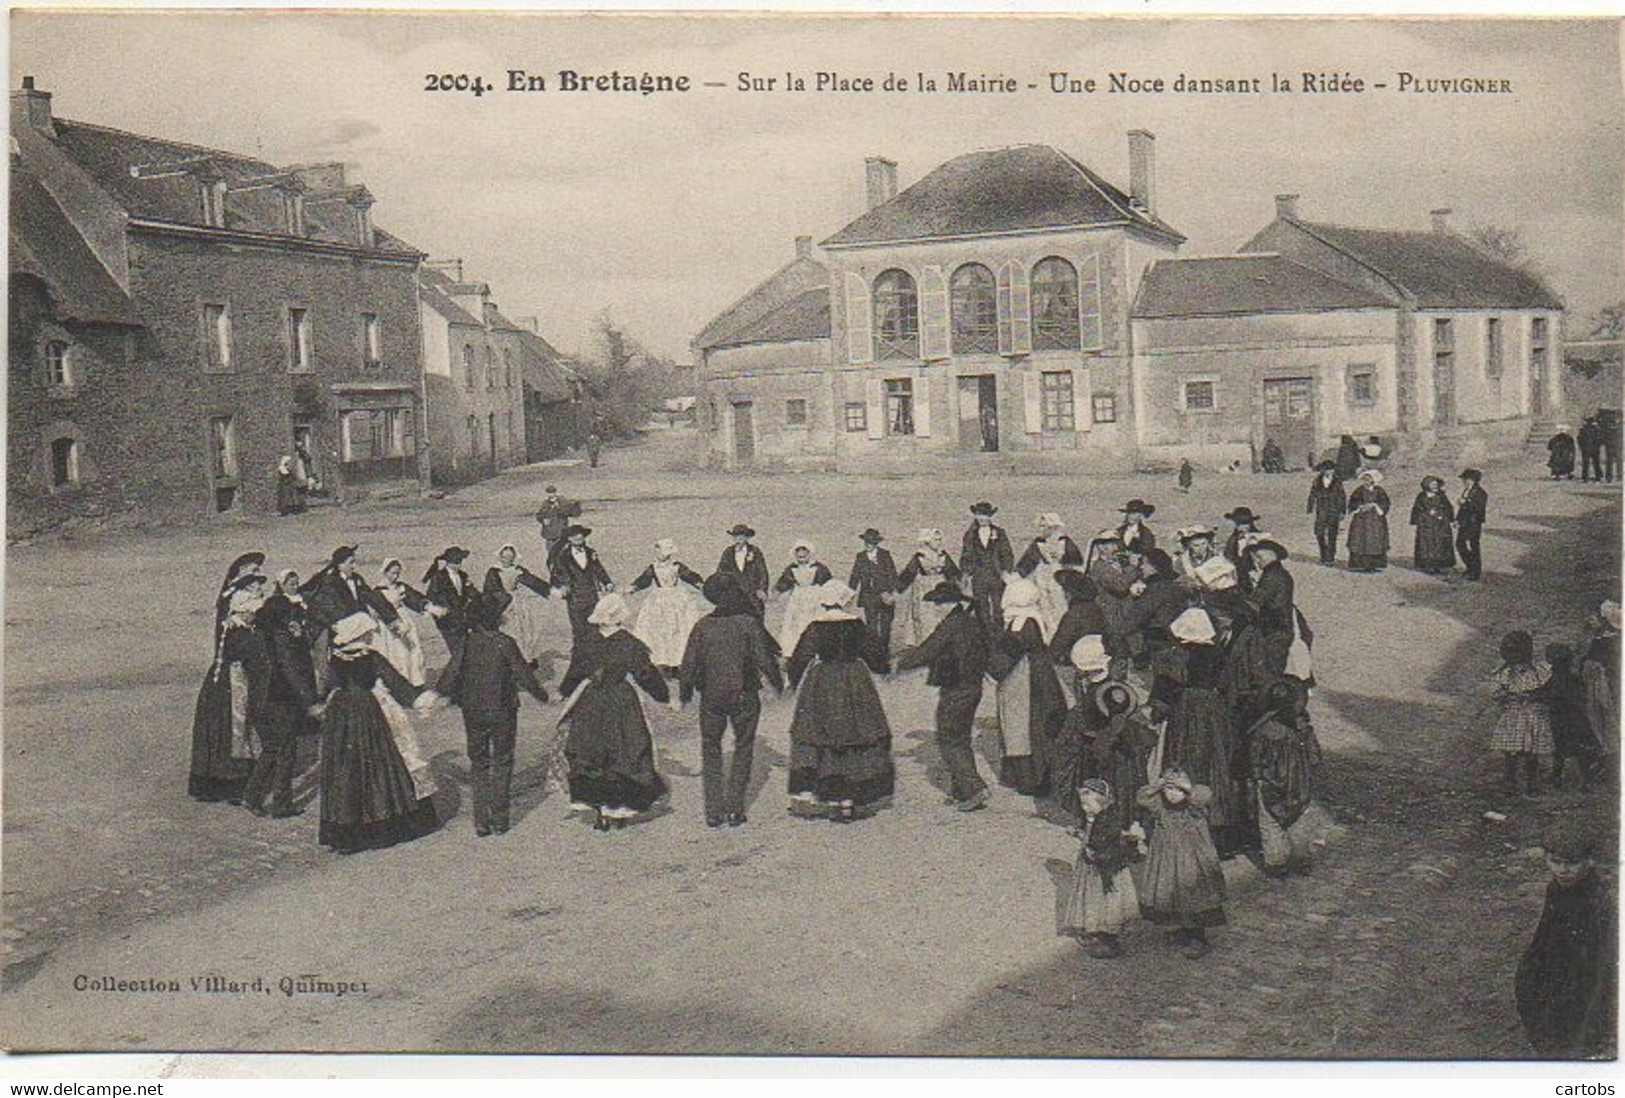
1275, 194, 1301, 221
864, 156, 898, 210
1127, 130, 1155, 216
1430, 207, 1453, 234
794, 235, 814, 260
288, 162, 347, 192
514, 315, 541, 334
12, 76, 55, 137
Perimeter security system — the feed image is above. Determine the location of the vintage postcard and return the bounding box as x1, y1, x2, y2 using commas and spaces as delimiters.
3, 9, 1621, 1061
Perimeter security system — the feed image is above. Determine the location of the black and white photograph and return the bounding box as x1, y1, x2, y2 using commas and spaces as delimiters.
2, 9, 1622, 1065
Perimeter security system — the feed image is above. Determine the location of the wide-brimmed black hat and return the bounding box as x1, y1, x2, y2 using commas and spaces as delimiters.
441, 546, 470, 563
563, 525, 592, 539
1543, 822, 1597, 863
969, 502, 998, 516
728, 523, 756, 537
1459, 468, 1483, 482
923, 580, 973, 605
1251, 539, 1289, 561
1314, 459, 1337, 472
545, 484, 559, 493
1096, 681, 1142, 718
1120, 499, 1156, 516
330, 545, 358, 566
860, 528, 884, 544
1224, 507, 1259, 524
1421, 474, 1445, 490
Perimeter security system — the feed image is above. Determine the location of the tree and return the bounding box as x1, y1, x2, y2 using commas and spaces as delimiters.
571, 311, 681, 439
1466, 222, 1531, 268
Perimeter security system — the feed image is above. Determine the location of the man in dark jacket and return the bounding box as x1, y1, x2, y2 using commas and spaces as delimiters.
1306, 460, 1347, 565
434, 592, 550, 836
678, 574, 784, 827
1455, 468, 1489, 581
1248, 540, 1297, 677
1578, 417, 1603, 482
535, 485, 582, 564
714, 523, 770, 616
961, 502, 1014, 640
245, 593, 322, 817
894, 581, 991, 811
302, 545, 398, 629
549, 525, 614, 650
849, 528, 900, 665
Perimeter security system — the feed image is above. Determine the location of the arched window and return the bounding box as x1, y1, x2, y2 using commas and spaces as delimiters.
49, 437, 78, 488
485, 347, 496, 390
1031, 257, 1081, 351
950, 264, 998, 354
44, 340, 71, 387
462, 345, 476, 391
872, 269, 919, 360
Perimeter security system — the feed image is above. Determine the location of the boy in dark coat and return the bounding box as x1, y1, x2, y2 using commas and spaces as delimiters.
715, 523, 770, 616
1515, 826, 1616, 1059
244, 592, 323, 817
1306, 461, 1346, 565
961, 502, 1014, 640
849, 528, 900, 665
1455, 469, 1489, 581
679, 574, 784, 827
433, 592, 550, 835
894, 581, 992, 810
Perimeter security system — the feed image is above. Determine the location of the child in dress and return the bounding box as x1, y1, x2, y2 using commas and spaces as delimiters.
1062, 777, 1145, 958
1490, 630, 1554, 797
1136, 767, 1226, 958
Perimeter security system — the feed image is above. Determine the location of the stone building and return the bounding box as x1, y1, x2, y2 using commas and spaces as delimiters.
8, 78, 428, 522
514, 321, 586, 462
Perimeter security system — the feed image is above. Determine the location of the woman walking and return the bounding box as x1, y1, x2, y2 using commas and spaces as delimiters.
1410, 476, 1457, 574
784, 580, 895, 821
1346, 469, 1392, 572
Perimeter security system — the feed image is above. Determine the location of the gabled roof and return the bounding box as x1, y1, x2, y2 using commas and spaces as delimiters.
418, 266, 483, 327
1132, 254, 1394, 320
9, 165, 140, 326
707, 287, 831, 348
1277, 219, 1562, 310
694, 252, 828, 351
50, 118, 417, 255
822, 144, 1185, 248
517, 328, 577, 403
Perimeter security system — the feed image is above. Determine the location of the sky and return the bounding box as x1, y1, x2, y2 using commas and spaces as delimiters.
11, 14, 1623, 359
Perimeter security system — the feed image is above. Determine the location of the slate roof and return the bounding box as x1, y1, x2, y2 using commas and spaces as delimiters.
50, 118, 417, 254
822, 144, 1185, 248
9, 165, 140, 325
693, 253, 828, 351
704, 287, 831, 349
1132, 254, 1394, 319
517, 328, 578, 403
1283, 220, 1562, 310
418, 267, 484, 327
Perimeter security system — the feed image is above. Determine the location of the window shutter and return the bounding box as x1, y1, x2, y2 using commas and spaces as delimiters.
1078, 252, 1103, 351
1023, 370, 1042, 434
1009, 263, 1032, 356
1075, 367, 1094, 433
866, 377, 884, 439
996, 263, 1015, 355
914, 373, 932, 436
845, 272, 873, 365
919, 266, 949, 361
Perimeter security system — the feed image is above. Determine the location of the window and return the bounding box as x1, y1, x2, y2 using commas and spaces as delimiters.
462, 346, 476, 391
950, 264, 998, 354
1183, 380, 1216, 412
884, 378, 915, 436
1040, 371, 1075, 431
503, 348, 514, 388
873, 270, 919, 360
485, 347, 497, 390
1531, 316, 1549, 370
362, 313, 382, 365
49, 437, 78, 488
467, 414, 480, 457
1092, 392, 1117, 424
200, 180, 227, 228
506, 410, 515, 447
1031, 257, 1081, 351
1347, 365, 1377, 407
355, 205, 373, 247
283, 192, 305, 236
209, 415, 237, 480
342, 408, 413, 462
785, 398, 809, 427
844, 402, 868, 433
1486, 317, 1503, 379
202, 303, 233, 371
44, 340, 71, 387
287, 307, 313, 372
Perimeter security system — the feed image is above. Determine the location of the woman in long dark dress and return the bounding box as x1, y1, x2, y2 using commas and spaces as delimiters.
1334, 434, 1362, 481
990, 577, 1068, 798
189, 574, 272, 802
1346, 469, 1392, 572
317, 612, 439, 853
785, 580, 895, 821
214, 551, 266, 643
558, 593, 671, 829
1410, 476, 1457, 573
1547, 427, 1578, 479
1157, 608, 1253, 857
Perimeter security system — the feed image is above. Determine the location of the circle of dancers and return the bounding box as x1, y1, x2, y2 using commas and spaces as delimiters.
190, 492, 1415, 961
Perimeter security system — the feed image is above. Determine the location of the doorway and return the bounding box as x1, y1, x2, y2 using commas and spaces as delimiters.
957, 375, 999, 452
732, 401, 755, 464
1261, 377, 1316, 470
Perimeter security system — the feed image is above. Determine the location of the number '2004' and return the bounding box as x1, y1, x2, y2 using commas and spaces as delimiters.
424, 73, 491, 96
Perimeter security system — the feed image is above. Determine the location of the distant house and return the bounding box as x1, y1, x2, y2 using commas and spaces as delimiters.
8, 77, 428, 522
513, 319, 585, 461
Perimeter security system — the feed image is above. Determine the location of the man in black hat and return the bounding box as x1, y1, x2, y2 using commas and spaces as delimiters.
1455, 468, 1488, 581
1222, 507, 1262, 573
535, 484, 582, 565
434, 591, 550, 836
1248, 540, 1296, 677
894, 581, 991, 811
1117, 500, 1157, 554
424, 546, 477, 655
678, 573, 784, 828
849, 528, 900, 665
302, 545, 398, 630
1578, 416, 1603, 482
962, 502, 1014, 639
549, 525, 613, 649
714, 524, 769, 615
1306, 460, 1347, 566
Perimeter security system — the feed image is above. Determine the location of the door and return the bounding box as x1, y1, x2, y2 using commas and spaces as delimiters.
1434, 354, 1456, 427
977, 376, 1000, 451
488, 413, 498, 471
1531, 358, 1546, 417
732, 402, 755, 464
1261, 378, 1315, 470
957, 375, 999, 451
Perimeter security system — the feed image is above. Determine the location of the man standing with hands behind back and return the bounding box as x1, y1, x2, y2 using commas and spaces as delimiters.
535, 485, 582, 566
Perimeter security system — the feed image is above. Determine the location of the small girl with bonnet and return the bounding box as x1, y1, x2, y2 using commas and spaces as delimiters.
1136, 767, 1227, 958
1062, 776, 1145, 958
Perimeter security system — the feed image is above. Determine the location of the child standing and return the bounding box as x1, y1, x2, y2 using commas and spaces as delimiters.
1545, 642, 1599, 792
1515, 825, 1616, 1058
1490, 630, 1554, 797
1062, 777, 1144, 958
1136, 768, 1226, 958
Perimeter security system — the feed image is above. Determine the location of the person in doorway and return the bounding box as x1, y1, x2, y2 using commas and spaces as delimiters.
1334, 434, 1362, 481
1306, 460, 1346, 566
1259, 438, 1285, 474
1410, 476, 1457, 575
849, 528, 900, 666
275, 456, 302, 516
1455, 469, 1489, 582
